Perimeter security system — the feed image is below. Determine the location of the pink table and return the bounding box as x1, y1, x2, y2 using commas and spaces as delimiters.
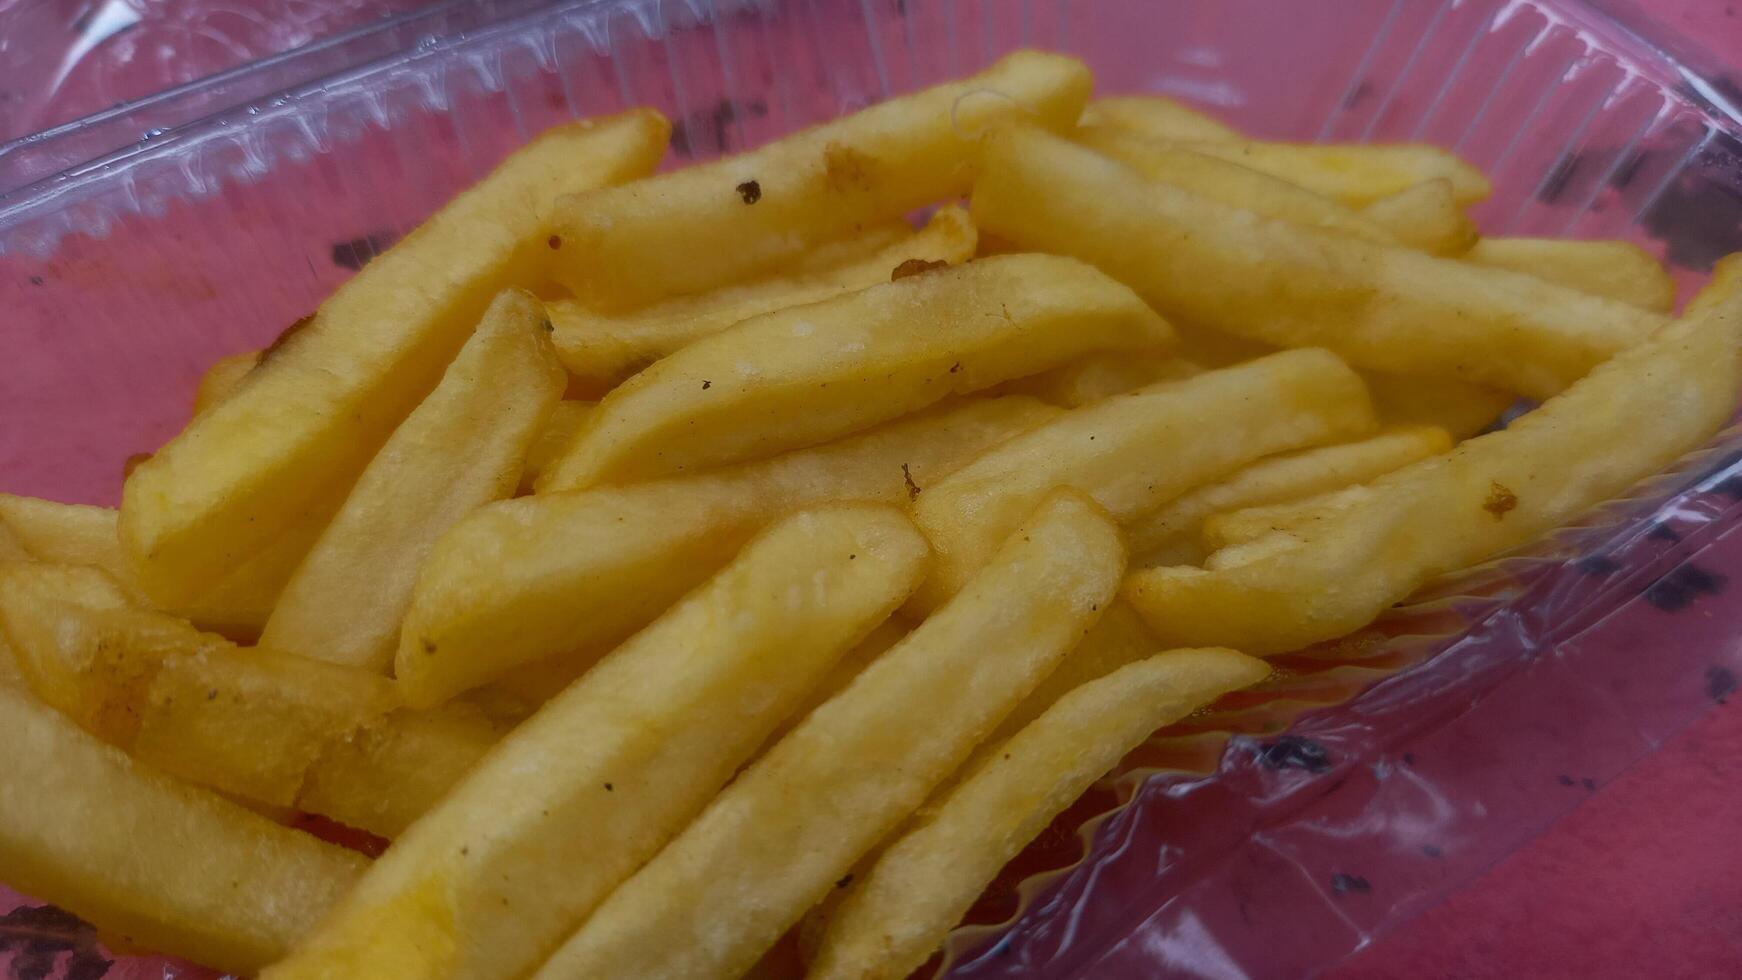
3, 3, 1740, 978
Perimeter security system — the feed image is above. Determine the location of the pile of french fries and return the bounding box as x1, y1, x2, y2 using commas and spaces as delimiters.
1, 48, 1737, 980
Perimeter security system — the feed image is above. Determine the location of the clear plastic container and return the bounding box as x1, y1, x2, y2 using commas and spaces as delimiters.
4, 1, 1742, 978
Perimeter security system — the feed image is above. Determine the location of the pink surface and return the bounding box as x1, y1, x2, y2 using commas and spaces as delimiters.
4, 2, 1742, 979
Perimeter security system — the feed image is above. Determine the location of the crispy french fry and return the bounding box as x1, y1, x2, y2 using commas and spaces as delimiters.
264, 505, 930, 980
762, 616, 911, 750
1466, 237, 1677, 312
0, 565, 493, 837
1079, 94, 1242, 142
550, 51, 1089, 310
1359, 179, 1478, 256
0, 521, 24, 561
811, 649, 1267, 980
537, 254, 1170, 491
192, 350, 262, 416
260, 290, 565, 672
397, 396, 1056, 707
981, 599, 1160, 749
0, 684, 367, 975
531, 491, 1124, 980
1129, 427, 1453, 565
997, 350, 1203, 407
550, 207, 978, 391
1198, 485, 1366, 554
520, 401, 595, 493
909, 349, 1374, 612
1076, 125, 1398, 243
0, 494, 139, 591
1125, 256, 1742, 654
120, 111, 669, 608
972, 126, 1662, 399
1173, 139, 1492, 206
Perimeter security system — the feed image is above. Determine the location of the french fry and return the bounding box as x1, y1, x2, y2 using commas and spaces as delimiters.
1125, 256, 1742, 654
1129, 427, 1454, 565
810, 649, 1268, 980
264, 505, 930, 980
996, 350, 1203, 407
549, 51, 1090, 310
520, 400, 595, 493
979, 599, 1160, 750
120, 110, 670, 608
191, 350, 262, 416
531, 491, 1124, 980
1359, 179, 1479, 256
0, 495, 140, 594
1172, 139, 1492, 206
549, 207, 978, 391
260, 290, 565, 672
0, 685, 367, 975
1199, 485, 1367, 554
1466, 237, 1677, 312
397, 396, 1057, 707
972, 125, 1663, 399
1361, 369, 1516, 439
1079, 94, 1242, 142
537, 253, 1170, 491
909, 349, 1374, 612
762, 616, 911, 750
0, 565, 494, 837
1075, 125, 1399, 243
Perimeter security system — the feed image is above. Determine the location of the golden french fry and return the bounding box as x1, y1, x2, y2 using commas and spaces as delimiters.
192, 350, 262, 416
1359, 179, 1479, 256
1173, 139, 1491, 206
532, 491, 1124, 980
0, 684, 367, 975
909, 349, 1374, 612
1129, 427, 1453, 564
120, 111, 669, 608
1466, 237, 1677, 312
550, 51, 1090, 310
0, 565, 492, 837
260, 290, 565, 672
1076, 125, 1398, 243
762, 616, 911, 751
520, 401, 595, 493
1198, 485, 1367, 554
811, 649, 1267, 980
972, 126, 1662, 399
550, 207, 978, 391
997, 350, 1203, 408
981, 599, 1159, 749
397, 396, 1056, 707
1361, 369, 1516, 439
537, 253, 1170, 491
1079, 94, 1242, 142
264, 505, 930, 980
0, 494, 139, 591
1125, 255, 1742, 654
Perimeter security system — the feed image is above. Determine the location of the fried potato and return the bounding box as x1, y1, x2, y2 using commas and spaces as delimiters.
531, 491, 1124, 980
979, 599, 1159, 750
549, 207, 978, 391
0, 685, 366, 975
264, 505, 929, 980
1129, 427, 1453, 565
192, 350, 262, 416
972, 126, 1663, 399
549, 51, 1089, 310
996, 350, 1203, 407
1199, 486, 1366, 554
0, 494, 139, 590
811, 649, 1267, 980
260, 290, 564, 672
0, 565, 492, 837
1125, 256, 1742, 654
537, 254, 1170, 490
120, 111, 669, 607
1359, 179, 1479, 256
1075, 125, 1398, 243
909, 349, 1374, 612
1466, 237, 1677, 312
1173, 139, 1491, 206
1079, 94, 1242, 142
397, 397, 1056, 707
762, 616, 910, 750
520, 400, 594, 493
1361, 369, 1516, 439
